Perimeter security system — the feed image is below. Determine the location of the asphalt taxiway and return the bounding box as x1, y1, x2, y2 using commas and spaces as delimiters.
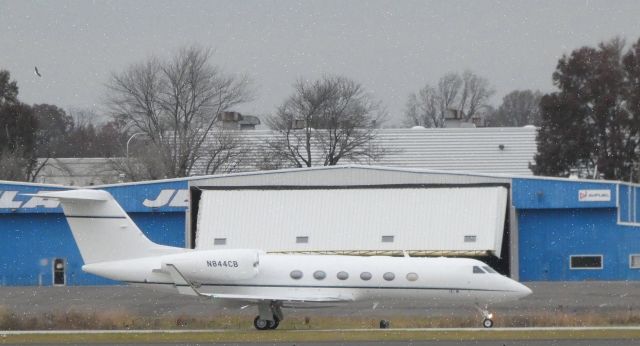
2, 281, 640, 318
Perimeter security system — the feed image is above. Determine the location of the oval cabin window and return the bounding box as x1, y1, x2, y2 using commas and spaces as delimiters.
313, 270, 326, 280
383, 272, 395, 281
290, 270, 303, 280
360, 272, 372, 281
406, 272, 419, 281
337, 271, 349, 280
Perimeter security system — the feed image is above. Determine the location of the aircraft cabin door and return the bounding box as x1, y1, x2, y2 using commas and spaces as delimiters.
53, 258, 66, 286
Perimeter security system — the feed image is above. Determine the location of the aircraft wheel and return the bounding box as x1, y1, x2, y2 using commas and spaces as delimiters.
253, 316, 270, 330
482, 318, 494, 328
379, 319, 390, 329
268, 316, 280, 329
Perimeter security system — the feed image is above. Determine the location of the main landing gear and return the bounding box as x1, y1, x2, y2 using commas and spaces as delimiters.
253, 301, 284, 330
253, 315, 280, 330
476, 304, 494, 328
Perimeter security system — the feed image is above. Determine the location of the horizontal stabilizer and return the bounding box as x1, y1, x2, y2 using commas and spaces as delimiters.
31, 189, 111, 201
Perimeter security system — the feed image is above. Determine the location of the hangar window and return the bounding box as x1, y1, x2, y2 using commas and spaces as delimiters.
290, 270, 303, 279
570, 255, 603, 269
383, 272, 395, 281
381, 235, 394, 243
464, 235, 477, 243
629, 255, 640, 269
406, 272, 419, 281
213, 238, 226, 246
472, 266, 485, 274
296, 236, 309, 244
337, 271, 349, 280
313, 270, 326, 280
360, 272, 372, 281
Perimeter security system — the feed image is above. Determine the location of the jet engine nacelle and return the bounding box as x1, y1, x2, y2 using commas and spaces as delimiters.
161, 249, 260, 282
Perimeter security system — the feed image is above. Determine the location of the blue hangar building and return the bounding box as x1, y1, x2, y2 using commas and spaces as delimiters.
0, 165, 639, 285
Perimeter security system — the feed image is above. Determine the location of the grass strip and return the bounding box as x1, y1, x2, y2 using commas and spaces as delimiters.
2, 328, 640, 344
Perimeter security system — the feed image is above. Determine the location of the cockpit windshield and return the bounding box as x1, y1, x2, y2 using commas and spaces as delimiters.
472, 266, 485, 274
483, 266, 497, 273
473, 265, 498, 274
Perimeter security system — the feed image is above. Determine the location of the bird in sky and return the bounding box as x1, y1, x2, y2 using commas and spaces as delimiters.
34, 66, 42, 77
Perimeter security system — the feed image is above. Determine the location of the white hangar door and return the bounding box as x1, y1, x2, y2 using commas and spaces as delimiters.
196, 186, 508, 257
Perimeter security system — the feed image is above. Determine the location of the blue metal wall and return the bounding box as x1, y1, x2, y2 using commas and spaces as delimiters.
514, 178, 640, 281
619, 184, 640, 224
3, 174, 640, 285
0, 180, 188, 286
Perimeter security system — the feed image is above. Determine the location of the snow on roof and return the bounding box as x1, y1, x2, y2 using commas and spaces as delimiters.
192, 127, 538, 176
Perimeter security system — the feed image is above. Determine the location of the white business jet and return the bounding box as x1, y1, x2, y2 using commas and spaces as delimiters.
37, 189, 531, 330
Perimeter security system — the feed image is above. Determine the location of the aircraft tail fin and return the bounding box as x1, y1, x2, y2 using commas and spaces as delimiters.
36, 189, 181, 264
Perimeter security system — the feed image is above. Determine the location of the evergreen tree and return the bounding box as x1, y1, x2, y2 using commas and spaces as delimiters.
0, 70, 38, 181
534, 38, 640, 181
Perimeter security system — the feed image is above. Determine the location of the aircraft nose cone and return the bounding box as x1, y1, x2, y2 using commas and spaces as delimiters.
514, 281, 532, 298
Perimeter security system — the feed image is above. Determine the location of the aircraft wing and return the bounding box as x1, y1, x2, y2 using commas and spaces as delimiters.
163, 264, 354, 304
204, 292, 353, 303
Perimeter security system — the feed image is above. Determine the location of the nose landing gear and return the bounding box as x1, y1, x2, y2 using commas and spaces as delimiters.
482, 317, 494, 328
476, 304, 494, 328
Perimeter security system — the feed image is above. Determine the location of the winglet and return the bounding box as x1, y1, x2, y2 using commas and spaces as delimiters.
164, 264, 212, 298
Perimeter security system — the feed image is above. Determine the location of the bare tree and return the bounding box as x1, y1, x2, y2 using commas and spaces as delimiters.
199, 128, 248, 175
109, 142, 169, 181
458, 70, 494, 120
487, 90, 542, 127
266, 75, 386, 167
404, 71, 494, 127
106, 45, 252, 178
0, 149, 33, 181
403, 85, 439, 127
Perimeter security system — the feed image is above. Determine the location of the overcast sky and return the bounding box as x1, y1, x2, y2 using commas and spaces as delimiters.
2, 0, 640, 126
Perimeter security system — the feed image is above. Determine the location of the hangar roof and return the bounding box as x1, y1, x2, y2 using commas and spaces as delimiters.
189, 164, 512, 187
366, 127, 537, 175
193, 127, 538, 176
